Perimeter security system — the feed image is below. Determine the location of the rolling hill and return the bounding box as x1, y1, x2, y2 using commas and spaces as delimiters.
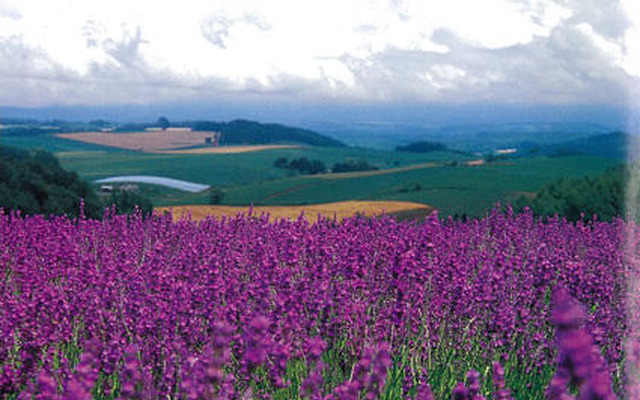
189, 119, 345, 147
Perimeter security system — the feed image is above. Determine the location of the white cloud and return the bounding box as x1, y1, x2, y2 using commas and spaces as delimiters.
0, 0, 637, 106
620, 0, 640, 77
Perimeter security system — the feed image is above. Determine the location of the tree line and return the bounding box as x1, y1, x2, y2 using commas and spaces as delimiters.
274, 157, 379, 175
515, 165, 625, 221
396, 140, 448, 153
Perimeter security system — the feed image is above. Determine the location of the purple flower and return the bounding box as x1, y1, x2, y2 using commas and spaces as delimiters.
452, 382, 470, 400
492, 362, 513, 400
301, 361, 325, 400
466, 370, 485, 400
415, 383, 434, 400
307, 337, 327, 360
547, 288, 618, 400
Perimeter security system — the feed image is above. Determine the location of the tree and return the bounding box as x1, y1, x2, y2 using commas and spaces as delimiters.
157, 116, 170, 130
332, 159, 378, 173
209, 188, 225, 205
107, 190, 153, 216
274, 157, 289, 168
515, 166, 625, 221
273, 157, 326, 175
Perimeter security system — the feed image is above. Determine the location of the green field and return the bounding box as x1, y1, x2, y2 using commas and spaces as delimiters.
222, 155, 619, 216
2, 134, 621, 218
56, 146, 466, 185
0, 134, 126, 153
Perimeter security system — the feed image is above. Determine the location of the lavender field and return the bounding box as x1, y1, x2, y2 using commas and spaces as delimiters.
0, 207, 635, 399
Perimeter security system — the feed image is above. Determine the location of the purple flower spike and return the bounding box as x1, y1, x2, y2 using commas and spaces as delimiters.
307, 337, 327, 361
547, 287, 618, 400
452, 382, 470, 400
301, 361, 325, 400
466, 370, 485, 400
415, 383, 434, 400
551, 288, 587, 329
492, 362, 514, 400
244, 315, 270, 369
61, 340, 101, 400
36, 370, 60, 400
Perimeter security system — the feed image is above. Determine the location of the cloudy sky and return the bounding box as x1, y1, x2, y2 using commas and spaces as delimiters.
0, 0, 639, 108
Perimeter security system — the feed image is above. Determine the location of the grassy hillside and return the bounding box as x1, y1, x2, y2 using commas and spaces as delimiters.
189, 119, 346, 147
96, 153, 615, 218
56, 146, 466, 184
219, 155, 617, 217
0, 133, 126, 153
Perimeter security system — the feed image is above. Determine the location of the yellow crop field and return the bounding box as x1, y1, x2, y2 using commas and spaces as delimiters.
156, 145, 300, 154
155, 201, 433, 222
56, 131, 299, 154
57, 131, 217, 152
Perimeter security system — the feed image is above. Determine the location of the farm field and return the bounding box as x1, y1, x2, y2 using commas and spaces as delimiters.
0, 208, 630, 399
221, 155, 619, 217
1, 133, 621, 218
56, 130, 304, 154
0, 133, 128, 153
156, 200, 433, 222
56, 145, 465, 182
56, 131, 220, 152
59, 149, 618, 217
